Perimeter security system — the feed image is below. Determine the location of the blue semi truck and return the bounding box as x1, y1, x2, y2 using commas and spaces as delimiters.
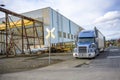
73, 27, 105, 58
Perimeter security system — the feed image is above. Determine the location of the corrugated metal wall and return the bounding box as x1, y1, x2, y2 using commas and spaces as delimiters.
0, 7, 83, 47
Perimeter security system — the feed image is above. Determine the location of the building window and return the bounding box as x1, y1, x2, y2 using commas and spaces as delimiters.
63, 32, 66, 38
71, 34, 73, 39
58, 31, 62, 37
68, 33, 70, 39
74, 35, 76, 39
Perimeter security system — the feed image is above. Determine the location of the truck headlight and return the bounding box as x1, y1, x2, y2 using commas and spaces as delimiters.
88, 54, 91, 56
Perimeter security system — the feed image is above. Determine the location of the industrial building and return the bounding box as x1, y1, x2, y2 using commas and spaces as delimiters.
22, 7, 83, 46
0, 7, 83, 55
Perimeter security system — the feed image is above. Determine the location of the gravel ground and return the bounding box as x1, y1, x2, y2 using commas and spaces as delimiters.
0, 53, 72, 74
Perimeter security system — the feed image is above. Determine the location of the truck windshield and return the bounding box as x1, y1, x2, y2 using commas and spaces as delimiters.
78, 38, 94, 44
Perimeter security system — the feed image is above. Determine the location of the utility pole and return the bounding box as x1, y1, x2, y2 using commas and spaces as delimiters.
46, 28, 55, 64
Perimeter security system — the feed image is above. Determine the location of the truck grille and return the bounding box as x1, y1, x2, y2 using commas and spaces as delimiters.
78, 47, 87, 53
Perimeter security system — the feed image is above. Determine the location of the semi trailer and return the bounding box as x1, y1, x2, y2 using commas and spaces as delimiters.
73, 27, 105, 58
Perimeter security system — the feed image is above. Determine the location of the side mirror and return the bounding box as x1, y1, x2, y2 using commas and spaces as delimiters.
92, 43, 95, 45
73, 48, 77, 52
96, 38, 98, 42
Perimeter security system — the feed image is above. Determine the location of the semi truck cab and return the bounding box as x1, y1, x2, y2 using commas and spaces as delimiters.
73, 28, 105, 58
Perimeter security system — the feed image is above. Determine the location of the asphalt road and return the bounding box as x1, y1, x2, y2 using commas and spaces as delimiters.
0, 46, 120, 80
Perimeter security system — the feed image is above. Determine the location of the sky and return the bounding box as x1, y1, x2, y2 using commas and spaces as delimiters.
0, 0, 120, 40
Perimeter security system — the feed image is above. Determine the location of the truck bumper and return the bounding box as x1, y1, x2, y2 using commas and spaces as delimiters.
73, 52, 95, 58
